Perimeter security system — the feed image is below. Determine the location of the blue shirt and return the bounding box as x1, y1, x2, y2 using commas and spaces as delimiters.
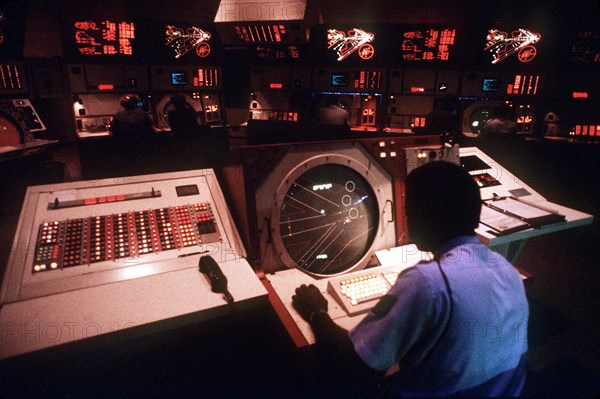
349, 236, 529, 397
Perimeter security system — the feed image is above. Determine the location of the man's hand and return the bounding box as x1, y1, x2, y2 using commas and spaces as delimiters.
292, 284, 328, 323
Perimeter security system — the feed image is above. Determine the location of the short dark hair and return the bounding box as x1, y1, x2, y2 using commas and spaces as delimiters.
405, 161, 481, 251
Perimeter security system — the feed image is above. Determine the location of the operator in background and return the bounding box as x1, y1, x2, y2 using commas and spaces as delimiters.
109, 94, 154, 175
292, 161, 529, 397
110, 94, 153, 139
314, 95, 351, 137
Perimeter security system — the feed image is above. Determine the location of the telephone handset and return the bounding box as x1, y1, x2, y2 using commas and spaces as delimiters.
199, 256, 234, 304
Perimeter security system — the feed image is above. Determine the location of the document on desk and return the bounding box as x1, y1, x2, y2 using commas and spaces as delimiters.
480, 203, 530, 234
483, 197, 565, 229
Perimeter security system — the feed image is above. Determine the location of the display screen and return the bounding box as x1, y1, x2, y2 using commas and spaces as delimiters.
460, 155, 491, 172
165, 25, 212, 59
327, 28, 375, 61
484, 28, 541, 64
171, 71, 188, 85
73, 20, 135, 56
466, 105, 494, 134
331, 73, 349, 87
278, 164, 379, 275
400, 27, 457, 62
571, 31, 600, 63
482, 78, 501, 92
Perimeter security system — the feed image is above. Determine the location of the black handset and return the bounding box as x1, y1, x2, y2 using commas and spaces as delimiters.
199, 255, 234, 303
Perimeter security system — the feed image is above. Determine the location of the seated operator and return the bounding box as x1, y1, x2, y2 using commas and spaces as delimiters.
167, 93, 201, 138
414, 98, 459, 140
315, 95, 351, 136
110, 94, 154, 140
292, 161, 529, 397
480, 103, 518, 138
110, 94, 154, 174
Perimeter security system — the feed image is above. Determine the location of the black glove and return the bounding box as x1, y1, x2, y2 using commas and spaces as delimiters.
292, 284, 328, 323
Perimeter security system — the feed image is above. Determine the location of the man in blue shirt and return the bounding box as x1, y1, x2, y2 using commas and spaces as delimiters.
293, 161, 528, 397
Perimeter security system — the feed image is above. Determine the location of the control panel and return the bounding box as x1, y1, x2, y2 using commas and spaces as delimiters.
1, 169, 245, 303
0, 98, 46, 137
405, 144, 460, 174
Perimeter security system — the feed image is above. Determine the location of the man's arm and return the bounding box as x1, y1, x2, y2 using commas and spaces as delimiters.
292, 284, 382, 377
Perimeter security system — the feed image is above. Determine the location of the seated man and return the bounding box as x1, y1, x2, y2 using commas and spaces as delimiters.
293, 161, 529, 397
168, 94, 202, 138
415, 98, 458, 137
110, 94, 154, 140
314, 95, 351, 138
110, 94, 155, 174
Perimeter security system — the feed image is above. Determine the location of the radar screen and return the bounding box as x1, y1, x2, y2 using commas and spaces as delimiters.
276, 164, 379, 276
254, 142, 396, 277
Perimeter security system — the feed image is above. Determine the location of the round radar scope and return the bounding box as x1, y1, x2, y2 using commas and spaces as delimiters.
255, 142, 396, 278
277, 164, 379, 275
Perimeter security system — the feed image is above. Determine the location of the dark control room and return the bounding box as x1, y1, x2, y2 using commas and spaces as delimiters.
0, 1, 599, 397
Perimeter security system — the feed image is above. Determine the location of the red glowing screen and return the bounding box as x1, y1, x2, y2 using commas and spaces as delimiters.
165, 25, 212, 59
0, 64, 22, 90
507, 75, 539, 95
571, 31, 600, 63
401, 28, 456, 61
74, 20, 135, 56
235, 24, 287, 43
485, 28, 541, 64
327, 28, 375, 61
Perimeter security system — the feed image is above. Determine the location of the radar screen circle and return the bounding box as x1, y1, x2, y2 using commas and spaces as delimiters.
358, 44, 375, 60
467, 105, 494, 135
195, 42, 211, 57
518, 46, 537, 63
275, 164, 379, 276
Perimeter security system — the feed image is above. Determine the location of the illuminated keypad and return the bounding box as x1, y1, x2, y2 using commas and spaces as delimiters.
32, 203, 218, 273
339, 274, 390, 305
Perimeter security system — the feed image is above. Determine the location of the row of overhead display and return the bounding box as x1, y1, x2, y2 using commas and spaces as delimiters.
51, 10, 598, 141
2, 0, 597, 142
1, 137, 593, 357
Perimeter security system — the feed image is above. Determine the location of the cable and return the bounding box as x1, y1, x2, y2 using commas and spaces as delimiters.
436, 257, 454, 341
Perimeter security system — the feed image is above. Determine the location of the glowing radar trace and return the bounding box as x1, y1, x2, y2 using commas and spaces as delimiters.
327, 28, 375, 61
165, 25, 212, 59
485, 28, 541, 64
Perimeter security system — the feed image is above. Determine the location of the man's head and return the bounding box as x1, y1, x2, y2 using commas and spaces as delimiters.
119, 94, 141, 111
405, 161, 481, 251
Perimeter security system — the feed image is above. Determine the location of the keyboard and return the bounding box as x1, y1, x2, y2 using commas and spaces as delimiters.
327, 265, 401, 316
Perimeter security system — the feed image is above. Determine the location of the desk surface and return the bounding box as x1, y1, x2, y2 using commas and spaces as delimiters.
0, 139, 58, 159
266, 248, 426, 346
0, 257, 267, 359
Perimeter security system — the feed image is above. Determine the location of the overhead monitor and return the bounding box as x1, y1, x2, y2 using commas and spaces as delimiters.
171, 71, 188, 86
331, 73, 349, 87
72, 19, 136, 56
482, 77, 501, 92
